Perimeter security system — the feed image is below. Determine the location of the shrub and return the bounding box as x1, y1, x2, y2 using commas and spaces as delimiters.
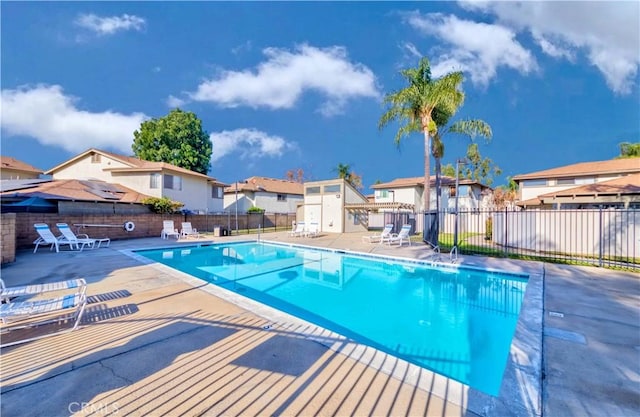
247, 206, 265, 213
142, 197, 184, 214
485, 216, 493, 241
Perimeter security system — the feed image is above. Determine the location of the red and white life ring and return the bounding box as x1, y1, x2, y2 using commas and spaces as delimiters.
124, 221, 136, 232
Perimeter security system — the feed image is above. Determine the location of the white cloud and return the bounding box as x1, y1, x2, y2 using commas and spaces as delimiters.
403, 11, 537, 86
74, 13, 146, 36
166, 95, 186, 108
1, 84, 147, 153
188, 44, 380, 116
459, 1, 639, 94
210, 128, 297, 162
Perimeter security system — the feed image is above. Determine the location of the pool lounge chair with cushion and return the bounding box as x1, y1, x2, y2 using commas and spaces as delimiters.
57, 223, 109, 251
180, 222, 200, 239
362, 224, 394, 243
1, 278, 86, 303
33, 223, 76, 253
0, 280, 87, 348
383, 224, 412, 246
289, 221, 305, 237
161, 220, 180, 239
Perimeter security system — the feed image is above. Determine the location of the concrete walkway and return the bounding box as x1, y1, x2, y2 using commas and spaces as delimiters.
0, 231, 638, 416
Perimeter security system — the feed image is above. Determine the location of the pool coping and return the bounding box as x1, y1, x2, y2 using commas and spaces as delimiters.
122, 239, 543, 417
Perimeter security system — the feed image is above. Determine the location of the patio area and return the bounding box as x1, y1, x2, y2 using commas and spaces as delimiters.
1, 231, 638, 416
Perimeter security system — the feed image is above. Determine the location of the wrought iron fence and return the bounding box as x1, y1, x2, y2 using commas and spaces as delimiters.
417, 209, 639, 271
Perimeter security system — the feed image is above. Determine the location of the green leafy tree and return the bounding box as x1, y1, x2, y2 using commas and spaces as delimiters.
442, 143, 502, 186
132, 109, 213, 174
378, 57, 464, 211
616, 142, 640, 158
142, 197, 184, 214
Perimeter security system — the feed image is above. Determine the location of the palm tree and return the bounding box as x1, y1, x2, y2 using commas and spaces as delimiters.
334, 163, 352, 180
378, 57, 464, 211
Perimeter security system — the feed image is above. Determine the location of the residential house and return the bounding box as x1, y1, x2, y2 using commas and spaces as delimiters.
513, 158, 640, 209
1, 156, 43, 180
302, 178, 369, 233
223, 176, 304, 213
372, 176, 492, 212
45, 148, 227, 213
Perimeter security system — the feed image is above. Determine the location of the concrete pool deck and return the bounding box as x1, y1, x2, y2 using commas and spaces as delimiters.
1, 231, 638, 416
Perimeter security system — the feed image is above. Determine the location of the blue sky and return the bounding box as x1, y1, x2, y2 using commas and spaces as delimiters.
2, 1, 639, 193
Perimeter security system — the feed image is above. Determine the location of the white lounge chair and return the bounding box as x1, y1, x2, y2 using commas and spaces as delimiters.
180, 222, 200, 239
56, 223, 108, 251
304, 222, 320, 238
289, 221, 305, 237
33, 223, 76, 253
161, 220, 180, 239
0, 279, 87, 347
1, 278, 86, 303
383, 224, 412, 246
362, 224, 394, 243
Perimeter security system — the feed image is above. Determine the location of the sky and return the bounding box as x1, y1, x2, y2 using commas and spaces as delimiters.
2, 1, 639, 194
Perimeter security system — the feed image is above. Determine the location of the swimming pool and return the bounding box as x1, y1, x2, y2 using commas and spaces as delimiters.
136, 241, 528, 396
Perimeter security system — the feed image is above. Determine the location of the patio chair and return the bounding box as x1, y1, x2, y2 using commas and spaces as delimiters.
57, 223, 109, 251
0, 280, 87, 348
1, 278, 86, 303
180, 222, 200, 239
33, 223, 76, 253
304, 222, 320, 238
288, 221, 305, 237
383, 224, 412, 246
161, 220, 180, 239
362, 224, 394, 243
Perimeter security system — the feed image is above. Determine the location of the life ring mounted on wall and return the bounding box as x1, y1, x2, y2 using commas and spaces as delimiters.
124, 221, 136, 232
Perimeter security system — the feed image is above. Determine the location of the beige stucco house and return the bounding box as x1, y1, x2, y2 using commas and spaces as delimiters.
223, 177, 303, 213
372, 176, 491, 212
45, 148, 227, 213
513, 158, 640, 209
1, 156, 44, 180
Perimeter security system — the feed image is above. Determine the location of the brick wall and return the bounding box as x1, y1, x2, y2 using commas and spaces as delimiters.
6, 212, 297, 254
1, 213, 16, 264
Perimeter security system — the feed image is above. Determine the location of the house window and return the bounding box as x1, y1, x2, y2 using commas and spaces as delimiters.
150, 173, 160, 189
164, 174, 182, 191
449, 186, 456, 197
458, 185, 470, 197
211, 186, 223, 198
522, 179, 547, 187
556, 178, 575, 185
277, 194, 286, 201
324, 184, 341, 193
305, 186, 321, 195
91, 154, 101, 163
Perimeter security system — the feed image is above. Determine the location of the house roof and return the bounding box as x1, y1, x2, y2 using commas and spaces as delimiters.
45, 148, 226, 185
1, 156, 44, 174
0, 179, 151, 203
371, 175, 489, 189
538, 173, 640, 198
512, 158, 640, 181
224, 176, 304, 195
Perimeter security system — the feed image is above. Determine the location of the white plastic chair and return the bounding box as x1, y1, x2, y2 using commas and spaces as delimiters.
33, 223, 75, 253
180, 222, 200, 239
56, 223, 99, 251
362, 224, 394, 243
161, 220, 180, 239
289, 221, 305, 237
383, 224, 412, 246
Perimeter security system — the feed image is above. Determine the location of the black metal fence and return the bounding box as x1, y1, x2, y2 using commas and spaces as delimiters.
188, 212, 296, 235
419, 209, 639, 271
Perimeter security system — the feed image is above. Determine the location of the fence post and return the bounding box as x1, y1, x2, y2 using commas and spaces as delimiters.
598, 207, 603, 267
503, 208, 508, 257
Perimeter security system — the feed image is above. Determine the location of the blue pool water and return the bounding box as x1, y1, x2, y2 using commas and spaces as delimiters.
136, 242, 527, 395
